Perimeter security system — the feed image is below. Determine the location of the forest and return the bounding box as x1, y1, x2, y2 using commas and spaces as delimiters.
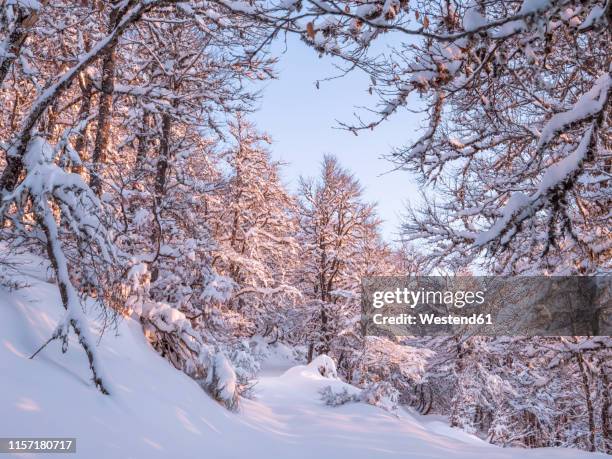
0, 0, 610, 457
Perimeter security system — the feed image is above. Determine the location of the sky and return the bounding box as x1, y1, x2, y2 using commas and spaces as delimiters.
250, 35, 423, 242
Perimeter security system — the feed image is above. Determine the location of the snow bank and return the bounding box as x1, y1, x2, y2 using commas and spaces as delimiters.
0, 256, 607, 458
305, 354, 338, 378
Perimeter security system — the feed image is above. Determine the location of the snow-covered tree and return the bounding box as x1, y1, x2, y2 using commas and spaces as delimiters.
0, 0, 277, 395
209, 117, 299, 337
407, 334, 612, 452
393, 0, 611, 274
233, 0, 611, 274
295, 155, 383, 369
1, 135, 116, 394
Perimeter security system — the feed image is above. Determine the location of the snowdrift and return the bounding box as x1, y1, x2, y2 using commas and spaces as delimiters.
0, 259, 607, 458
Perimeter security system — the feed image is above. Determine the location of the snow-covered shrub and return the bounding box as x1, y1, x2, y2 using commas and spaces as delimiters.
140, 299, 241, 410
357, 337, 432, 408
208, 352, 239, 411
225, 341, 261, 399
140, 301, 213, 378
228, 341, 261, 385
361, 381, 400, 413
319, 385, 360, 407
310, 355, 338, 379
0, 267, 28, 291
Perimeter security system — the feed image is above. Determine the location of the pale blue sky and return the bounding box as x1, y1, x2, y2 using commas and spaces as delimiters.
251, 35, 423, 242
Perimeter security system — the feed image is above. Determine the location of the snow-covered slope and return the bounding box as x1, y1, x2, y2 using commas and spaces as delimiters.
0, 259, 606, 459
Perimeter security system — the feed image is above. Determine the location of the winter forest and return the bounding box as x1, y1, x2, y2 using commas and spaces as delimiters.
0, 0, 610, 458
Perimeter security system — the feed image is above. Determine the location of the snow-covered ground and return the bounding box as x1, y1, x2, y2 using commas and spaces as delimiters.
0, 257, 606, 459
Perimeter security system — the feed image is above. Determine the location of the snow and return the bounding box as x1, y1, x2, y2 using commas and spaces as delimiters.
286, 354, 338, 379
474, 69, 610, 248
0, 254, 607, 458
537, 125, 592, 194
579, 5, 605, 30
211, 353, 237, 401
493, 19, 526, 38
145, 302, 191, 333
279, 0, 299, 9
538, 72, 611, 149
220, 0, 256, 14
463, 3, 487, 32
12, 0, 41, 10
132, 208, 150, 227
252, 338, 301, 376
518, 0, 551, 15
473, 192, 529, 245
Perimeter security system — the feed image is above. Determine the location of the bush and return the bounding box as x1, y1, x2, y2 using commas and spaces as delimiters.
319, 385, 360, 407
361, 381, 400, 413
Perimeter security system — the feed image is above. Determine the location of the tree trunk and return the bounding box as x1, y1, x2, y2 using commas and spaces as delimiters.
135, 110, 152, 171
600, 359, 611, 453
576, 350, 596, 452
37, 197, 110, 395
72, 63, 93, 175
307, 343, 314, 364
318, 306, 330, 355
154, 112, 173, 197
150, 110, 173, 282
90, 6, 121, 195
0, 4, 44, 87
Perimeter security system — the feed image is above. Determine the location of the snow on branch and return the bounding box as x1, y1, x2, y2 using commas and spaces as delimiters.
1, 136, 116, 393
0, 0, 177, 196
538, 71, 611, 151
